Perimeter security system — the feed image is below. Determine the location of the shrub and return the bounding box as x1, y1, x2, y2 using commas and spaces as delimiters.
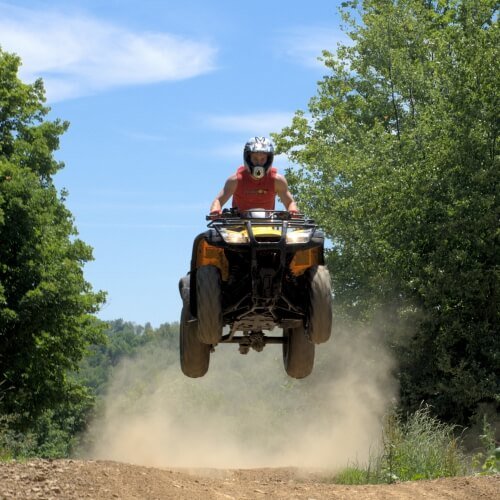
333, 405, 468, 484
0, 414, 37, 460
472, 416, 500, 475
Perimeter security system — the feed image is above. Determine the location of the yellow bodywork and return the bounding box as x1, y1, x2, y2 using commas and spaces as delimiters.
196, 225, 320, 280
252, 226, 282, 238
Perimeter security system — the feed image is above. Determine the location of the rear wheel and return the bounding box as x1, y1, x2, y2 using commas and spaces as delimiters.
283, 325, 315, 379
306, 265, 333, 344
196, 265, 223, 344
180, 305, 210, 378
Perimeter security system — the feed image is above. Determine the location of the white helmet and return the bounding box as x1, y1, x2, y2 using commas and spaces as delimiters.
243, 136, 274, 178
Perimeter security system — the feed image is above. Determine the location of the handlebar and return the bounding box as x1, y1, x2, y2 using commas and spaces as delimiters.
206, 209, 305, 221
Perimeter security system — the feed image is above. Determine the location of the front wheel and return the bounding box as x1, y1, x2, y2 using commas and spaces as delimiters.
180, 305, 210, 378
306, 265, 333, 344
283, 325, 315, 379
196, 265, 223, 344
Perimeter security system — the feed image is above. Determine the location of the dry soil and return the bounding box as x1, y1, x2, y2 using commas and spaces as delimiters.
0, 459, 498, 499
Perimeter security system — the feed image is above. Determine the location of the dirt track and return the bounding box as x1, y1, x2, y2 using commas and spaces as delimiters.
0, 460, 498, 499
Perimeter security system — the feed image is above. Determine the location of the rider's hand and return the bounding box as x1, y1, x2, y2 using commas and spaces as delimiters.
209, 209, 221, 219
288, 210, 300, 219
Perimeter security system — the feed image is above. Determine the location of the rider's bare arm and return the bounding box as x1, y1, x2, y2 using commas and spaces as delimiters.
210, 175, 238, 213
275, 175, 298, 212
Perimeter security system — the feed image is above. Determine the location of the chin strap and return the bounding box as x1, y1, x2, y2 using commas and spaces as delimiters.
251, 166, 266, 179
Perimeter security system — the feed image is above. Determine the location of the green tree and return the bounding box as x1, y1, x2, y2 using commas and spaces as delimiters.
77, 320, 180, 396
0, 49, 106, 426
274, 0, 498, 424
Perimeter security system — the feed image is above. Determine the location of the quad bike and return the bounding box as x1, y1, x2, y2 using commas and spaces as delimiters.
178, 208, 333, 379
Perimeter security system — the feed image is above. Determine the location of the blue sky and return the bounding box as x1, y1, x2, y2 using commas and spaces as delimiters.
1, 0, 345, 326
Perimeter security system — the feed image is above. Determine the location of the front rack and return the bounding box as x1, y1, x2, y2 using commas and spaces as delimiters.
206, 209, 317, 231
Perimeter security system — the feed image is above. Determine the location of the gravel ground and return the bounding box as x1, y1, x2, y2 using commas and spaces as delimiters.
0, 459, 498, 499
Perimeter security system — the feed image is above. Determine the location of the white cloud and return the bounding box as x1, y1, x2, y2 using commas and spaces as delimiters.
208, 143, 289, 168
206, 112, 295, 135
205, 112, 296, 162
210, 142, 243, 159
274, 26, 348, 68
121, 131, 170, 143
0, 4, 217, 101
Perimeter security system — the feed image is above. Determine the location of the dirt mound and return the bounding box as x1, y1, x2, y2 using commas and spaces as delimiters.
0, 460, 498, 499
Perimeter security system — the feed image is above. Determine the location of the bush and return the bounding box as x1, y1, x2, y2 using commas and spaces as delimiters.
0, 414, 37, 460
333, 405, 468, 484
472, 416, 500, 475
379, 406, 468, 482
0, 404, 88, 460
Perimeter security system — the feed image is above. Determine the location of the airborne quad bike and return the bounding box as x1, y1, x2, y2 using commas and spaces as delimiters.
178, 209, 333, 379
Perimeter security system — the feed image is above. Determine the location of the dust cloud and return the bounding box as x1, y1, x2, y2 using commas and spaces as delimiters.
85, 322, 397, 471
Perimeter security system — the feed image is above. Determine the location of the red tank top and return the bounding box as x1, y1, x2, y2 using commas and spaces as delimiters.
232, 166, 277, 211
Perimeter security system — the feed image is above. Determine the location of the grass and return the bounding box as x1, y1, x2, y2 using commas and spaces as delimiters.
332, 405, 469, 484
472, 416, 500, 475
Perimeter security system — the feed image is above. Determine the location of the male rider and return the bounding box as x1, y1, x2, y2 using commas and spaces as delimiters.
179, 136, 299, 307
209, 136, 299, 216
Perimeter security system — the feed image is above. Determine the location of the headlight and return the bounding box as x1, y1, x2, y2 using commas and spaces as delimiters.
219, 228, 249, 243
286, 229, 312, 244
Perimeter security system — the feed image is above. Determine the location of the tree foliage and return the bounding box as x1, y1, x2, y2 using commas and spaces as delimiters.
273, 0, 499, 424
78, 319, 179, 396
0, 48, 106, 425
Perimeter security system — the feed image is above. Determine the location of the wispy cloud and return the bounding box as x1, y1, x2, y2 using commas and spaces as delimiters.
205, 111, 297, 160
121, 131, 170, 143
208, 144, 290, 169
205, 111, 296, 161
206, 112, 295, 135
209, 142, 243, 159
274, 26, 347, 68
0, 4, 217, 101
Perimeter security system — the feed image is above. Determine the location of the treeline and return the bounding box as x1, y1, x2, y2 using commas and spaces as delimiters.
0, 47, 104, 459
78, 319, 179, 396
0, 319, 179, 458
274, 0, 499, 426
0, 45, 181, 458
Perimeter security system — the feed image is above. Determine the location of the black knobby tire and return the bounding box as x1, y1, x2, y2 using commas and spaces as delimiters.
196, 265, 223, 344
306, 265, 333, 344
283, 325, 315, 379
180, 305, 210, 378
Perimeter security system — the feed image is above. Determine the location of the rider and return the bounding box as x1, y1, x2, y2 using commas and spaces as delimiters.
209, 136, 299, 216
180, 137, 299, 306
